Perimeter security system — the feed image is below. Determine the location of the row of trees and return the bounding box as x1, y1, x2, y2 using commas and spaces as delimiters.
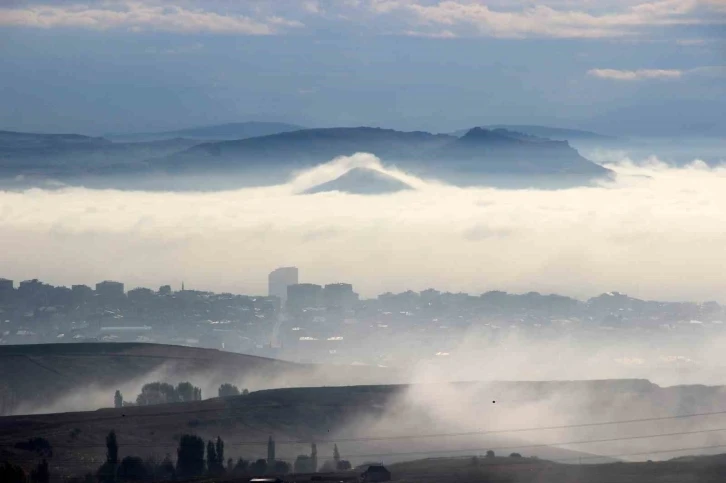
0, 460, 49, 483
114, 382, 202, 408
91, 431, 352, 482
114, 382, 249, 408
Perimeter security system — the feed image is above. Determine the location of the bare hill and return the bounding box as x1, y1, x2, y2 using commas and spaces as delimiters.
0, 343, 396, 415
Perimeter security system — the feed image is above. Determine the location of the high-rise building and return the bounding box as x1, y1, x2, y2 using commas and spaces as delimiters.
268, 267, 298, 302
286, 283, 322, 312
95, 280, 124, 298
323, 283, 358, 309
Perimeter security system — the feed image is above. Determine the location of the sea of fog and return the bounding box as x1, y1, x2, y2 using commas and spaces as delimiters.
0, 150, 725, 302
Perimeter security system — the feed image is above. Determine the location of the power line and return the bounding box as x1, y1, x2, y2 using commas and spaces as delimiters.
7, 407, 726, 448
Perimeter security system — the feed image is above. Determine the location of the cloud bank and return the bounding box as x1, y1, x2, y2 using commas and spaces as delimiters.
0, 1, 302, 34
2, 0, 722, 38
1, 152, 726, 302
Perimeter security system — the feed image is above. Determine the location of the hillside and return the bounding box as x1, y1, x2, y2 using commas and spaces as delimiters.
158, 126, 609, 186
0, 343, 397, 415
0, 130, 199, 177
452, 125, 615, 142
427, 128, 610, 176
107, 121, 304, 142
0, 126, 610, 188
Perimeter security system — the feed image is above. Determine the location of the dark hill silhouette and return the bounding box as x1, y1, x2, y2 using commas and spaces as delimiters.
160, 127, 452, 172
452, 125, 615, 142
108, 121, 304, 142
157, 126, 609, 186
302, 167, 413, 195
0, 126, 611, 188
0, 130, 199, 176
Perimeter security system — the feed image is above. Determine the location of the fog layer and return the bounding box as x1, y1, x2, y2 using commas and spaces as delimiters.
1, 153, 725, 301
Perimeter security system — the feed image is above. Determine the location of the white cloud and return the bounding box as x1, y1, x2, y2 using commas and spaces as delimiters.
587, 65, 726, 81
587, 68, 683, 80
3, 153, 726, 303
364, 0, 712, 39
0, 1, 302, 34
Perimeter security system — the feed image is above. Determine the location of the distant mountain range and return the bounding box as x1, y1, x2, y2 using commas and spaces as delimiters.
0, 125, 611, 188
107, 121, 304, 142
303, 167, 414, 195
0, 130, 199, 177
453, 125, 616, 142
157, 126, 610, 186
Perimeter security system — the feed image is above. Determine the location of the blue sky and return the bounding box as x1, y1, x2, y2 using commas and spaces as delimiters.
0, 0, 724, 135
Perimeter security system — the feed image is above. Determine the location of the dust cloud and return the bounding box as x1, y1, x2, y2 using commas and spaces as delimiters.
0, 152, 725, 303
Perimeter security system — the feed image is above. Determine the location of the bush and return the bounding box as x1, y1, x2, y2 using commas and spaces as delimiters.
145, 455, 175, 481
509, 453, 522, 458
232, 458, 249, 476
15, 437, 53, 458
486, 450, 495, 458
1, 461, 27, 483
294, 455, 315, 473
249, 459, 267, 476
271, 460, 291, 474
117, 456, 147, 481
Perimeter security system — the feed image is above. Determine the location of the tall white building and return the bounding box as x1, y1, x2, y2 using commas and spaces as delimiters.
268, 267, 299, 302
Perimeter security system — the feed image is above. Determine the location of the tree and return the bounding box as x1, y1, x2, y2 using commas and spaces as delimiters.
311, 443, 318, 473
206, 440, 217, 472
509, 452, 522, 458
333, 444, 340, 466
114, 390, 123, 409
136, 382, 177, 406
486, 450, 495, 459
107, 431, 119, 465
271, 460, 291, 474
267, 436, 275, 464
30, 459, 49, 483
242, 388, 250, 395
218, 383, 240, 398
294, 455, 314, 473
176, 382, 196, 402
215, 436, 224, 467
117, 456, 147, 481
0, 462, 27, 483
176, 434, 205, 478
97, 430, 119, 483
193, 387, 202, 401
143, 455, 175, 482
249, 459, 267, 476
232, 458, 249, 476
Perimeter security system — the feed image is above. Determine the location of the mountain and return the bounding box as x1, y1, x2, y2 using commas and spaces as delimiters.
160, 127, 453, 171
158, 126, 609, 186
107, 121, 304, 142
0, 342, 396, 415
302, 167, 414, 195
451, 125, 614, 142
425, 127, 610, 178
0, 130, 200, 177
0, 126, 611, 188
484, 125, 615, 142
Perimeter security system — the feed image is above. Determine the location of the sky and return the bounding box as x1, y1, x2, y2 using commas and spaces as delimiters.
0, 0, 725, 135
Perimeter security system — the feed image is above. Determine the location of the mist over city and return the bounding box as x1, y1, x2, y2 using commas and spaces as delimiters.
1, 1, 725, 482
